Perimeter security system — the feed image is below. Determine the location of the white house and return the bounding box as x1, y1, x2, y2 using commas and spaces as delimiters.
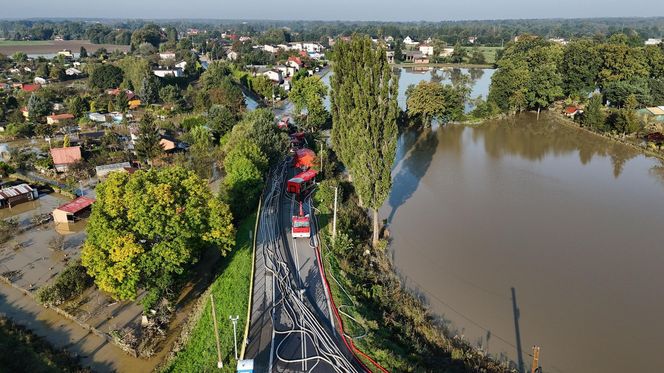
645, 38, 663, 46
34, 77, 47, 85
65, 67, 82, 76
263, 45, 279, 53
303, 43, 324, 53
440, 47, 455, 57
404, 36, 419, 46
153, 68, 184, 78
159, 51, 176, 60
227, 51, 239, 61
262, 69, 283, 83
88, 112, 107, 122
175, 61, 187, 70
289, 42, 304, 51
549, 38, 568, 45
419, 45, 434, 56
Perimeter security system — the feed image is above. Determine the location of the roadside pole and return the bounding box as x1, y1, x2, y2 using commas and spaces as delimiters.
210, 294, 223, 369
230, 315, 239, 360
332, 186, 338, 240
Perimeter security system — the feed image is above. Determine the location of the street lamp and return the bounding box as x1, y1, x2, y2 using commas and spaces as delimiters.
230, 315, 239, 360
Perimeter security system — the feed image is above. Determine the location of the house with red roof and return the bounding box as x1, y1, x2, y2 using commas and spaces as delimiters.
47, 113, 75, 125
52, 196, 95, 224
287, 56, 303, 69
50, 146, 82, 172
21, 84, 41, 93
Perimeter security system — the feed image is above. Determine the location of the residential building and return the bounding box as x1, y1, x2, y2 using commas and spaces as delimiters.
227, 50, 239, 61
640, 106, 664, 122
65, 67, 82, 76
46, 113, 75, 125
440, 47, 455, 57
645, 38, 663, 46
21, 83, 41, 93
159, 51, 177, 60
468, 36, 478, 44
260, 69, 283, 83
57, 49, 73, 58
34, 77, 47, 85
419, 44, 434, 56
403, 51, 429, 64
50, 146, 82, 172
88, 112, 106, 122
153, 68, 184, 78
95, 162, 132, 179
549, 38, 569, 45
175, 61, 187, 70
303, 43, 324, 53
403, 36, 419, 46
160, 135, 188, 153
52, 196, 95, 224
263, 45, 279, 53
287, 56, 303, 69
386, 50, 395, 64
0, 184, 38, 209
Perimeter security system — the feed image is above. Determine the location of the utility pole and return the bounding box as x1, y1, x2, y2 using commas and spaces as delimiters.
210, 294, 223, 369
332, 186, 338, 241
230, 315, 239, 360
531, 346, 541, 373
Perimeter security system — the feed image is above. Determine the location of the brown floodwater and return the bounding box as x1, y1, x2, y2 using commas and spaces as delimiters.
380, 113, 664, 373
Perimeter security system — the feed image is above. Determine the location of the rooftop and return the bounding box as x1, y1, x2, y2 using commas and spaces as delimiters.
50, 146, 82, 165
55, 196, 95, 214
0, 184, 33, 200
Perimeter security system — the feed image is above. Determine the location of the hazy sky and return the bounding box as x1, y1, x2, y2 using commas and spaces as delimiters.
3, 0, 664, 21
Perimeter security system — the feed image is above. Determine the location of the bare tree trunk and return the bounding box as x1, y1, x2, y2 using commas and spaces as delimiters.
372, 208, 380, 247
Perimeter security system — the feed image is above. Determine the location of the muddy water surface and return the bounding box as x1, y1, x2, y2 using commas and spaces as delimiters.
381, 114, 664, 373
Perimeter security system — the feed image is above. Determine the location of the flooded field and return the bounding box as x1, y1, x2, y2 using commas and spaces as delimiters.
0, 40, 129, 58
381, 114, 664, 372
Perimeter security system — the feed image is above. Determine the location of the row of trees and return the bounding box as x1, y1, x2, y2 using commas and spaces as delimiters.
488, 34, 664, 124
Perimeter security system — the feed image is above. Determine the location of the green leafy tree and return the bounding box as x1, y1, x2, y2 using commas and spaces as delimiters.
115, 90, 129, 112
140, 75, 161, 104
331, 36, 399, 247
450, 44, 467, 63
49, 66, 66, 81
597, 43, 649, 89
289, 76, 329, 132
89, 64, 124, 90
81, 167, 235, 302
207, 105, 236, 137
221, 134, 268, 219
561, 39, 601, 96
250, 75, 274, 100
406, 81, 466, 126
135, 113, 163, 164
208, 77, 245, 115
582, 94, 607, 131
200, 62, 231, 89
66, 96, 88, 118
159, 85, 181, 105
468, 47, 486, 65
79, 46, 88, 59
117, 56, 151, 91
27, 93, 50, 122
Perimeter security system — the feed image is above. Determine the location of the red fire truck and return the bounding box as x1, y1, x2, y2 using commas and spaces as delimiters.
286, 169, 317, 196
292, 201, 311, 238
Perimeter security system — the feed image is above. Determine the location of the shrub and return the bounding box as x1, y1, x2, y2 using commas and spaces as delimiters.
37, 261, 92, 306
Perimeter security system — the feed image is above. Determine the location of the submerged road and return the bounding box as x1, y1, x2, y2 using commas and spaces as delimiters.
245, 161, 360, 372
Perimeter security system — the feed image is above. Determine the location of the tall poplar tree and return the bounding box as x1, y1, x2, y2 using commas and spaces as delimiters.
331, 36, 399, 247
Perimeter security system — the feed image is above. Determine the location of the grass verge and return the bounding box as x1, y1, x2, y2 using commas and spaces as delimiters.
162, 213, 255, 373
0, 316, 88, 373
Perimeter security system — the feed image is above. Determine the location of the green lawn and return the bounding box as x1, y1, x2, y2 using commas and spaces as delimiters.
163, 214, 255, 373
476, 46, 502, 64
0, 40, 51, 46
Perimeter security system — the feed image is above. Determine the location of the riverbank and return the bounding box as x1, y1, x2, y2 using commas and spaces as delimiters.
394, 62, 494, 69
315, 182, 515, 372
549, 111, 664, 162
